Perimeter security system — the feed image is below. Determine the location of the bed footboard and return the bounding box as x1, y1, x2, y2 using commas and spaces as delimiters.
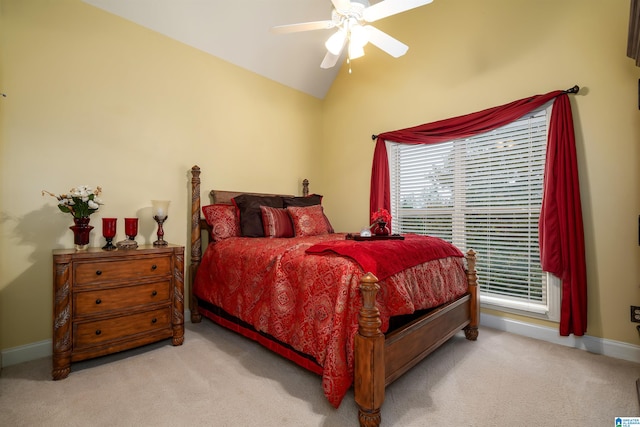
354, 250, 478, 427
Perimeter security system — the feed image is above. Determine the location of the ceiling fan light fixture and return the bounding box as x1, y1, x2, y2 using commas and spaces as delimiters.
350, 23, 369, 48
348, 42, 365, 60
325, 29, 347, 55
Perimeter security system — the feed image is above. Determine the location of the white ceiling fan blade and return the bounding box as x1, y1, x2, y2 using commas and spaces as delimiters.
320, 50, 341, 69
364, 25, 408, 57
270, 20, 335, 34
363, 0, 433, 23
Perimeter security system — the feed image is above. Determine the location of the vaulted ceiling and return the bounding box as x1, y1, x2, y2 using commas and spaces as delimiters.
82, 0, 375, 99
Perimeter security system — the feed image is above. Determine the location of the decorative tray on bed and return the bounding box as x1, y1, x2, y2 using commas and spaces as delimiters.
345, 233, 405, 241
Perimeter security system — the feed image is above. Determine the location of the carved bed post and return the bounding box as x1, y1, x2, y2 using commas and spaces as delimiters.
190, 165, 202, 323
355, 272, 385, 427
463, 249, 479, 341
302, 178, 309, 197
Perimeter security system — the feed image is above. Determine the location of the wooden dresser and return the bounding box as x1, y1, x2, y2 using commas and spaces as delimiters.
51, 244, 184, 380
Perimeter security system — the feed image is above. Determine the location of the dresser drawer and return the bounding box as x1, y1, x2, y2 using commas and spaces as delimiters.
74, 280, 171, 317
74, 256, 171, 285
73, 307, 171, 349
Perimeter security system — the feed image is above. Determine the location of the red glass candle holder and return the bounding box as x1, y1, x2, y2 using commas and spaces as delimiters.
102, 218, 117, 250
124, 217, 138, 241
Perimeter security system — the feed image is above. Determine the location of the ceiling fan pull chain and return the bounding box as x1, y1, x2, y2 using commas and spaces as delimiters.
347, 31, 353, 74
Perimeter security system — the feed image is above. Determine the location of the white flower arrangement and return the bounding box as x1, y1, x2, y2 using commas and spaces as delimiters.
42, 185, 103, 218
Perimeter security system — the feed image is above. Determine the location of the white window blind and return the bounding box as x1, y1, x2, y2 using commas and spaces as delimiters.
388, 107, 559, 320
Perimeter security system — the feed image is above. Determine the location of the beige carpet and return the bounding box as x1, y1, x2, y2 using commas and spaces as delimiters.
1, 321, 638, 426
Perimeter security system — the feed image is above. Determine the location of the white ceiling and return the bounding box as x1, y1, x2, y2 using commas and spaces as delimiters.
82, 0, 384, 99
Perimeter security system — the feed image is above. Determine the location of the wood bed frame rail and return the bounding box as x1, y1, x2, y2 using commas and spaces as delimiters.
189, 165, 479, 427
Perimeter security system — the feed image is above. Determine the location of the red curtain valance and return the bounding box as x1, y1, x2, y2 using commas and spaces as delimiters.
370, 90, 587, 336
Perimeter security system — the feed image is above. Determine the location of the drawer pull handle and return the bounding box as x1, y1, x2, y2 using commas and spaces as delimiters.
95, 330, 102, 336
95, 298, 102, 305
151, 264, 157, 270
151, 290, 158, 297
95, 270, 102, 276
151, 318, 157, 324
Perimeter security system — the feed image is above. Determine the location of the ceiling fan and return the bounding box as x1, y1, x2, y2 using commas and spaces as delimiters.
271, 0, 433, 69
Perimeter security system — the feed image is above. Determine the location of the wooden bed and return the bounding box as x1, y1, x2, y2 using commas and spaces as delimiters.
189, 165, 479, 427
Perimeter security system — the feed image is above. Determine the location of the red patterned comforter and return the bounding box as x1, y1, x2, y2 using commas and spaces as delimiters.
193, 233, 468, 407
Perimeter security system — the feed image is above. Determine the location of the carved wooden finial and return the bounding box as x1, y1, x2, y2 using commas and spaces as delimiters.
191, 165, 201, 180
465, 249, 477, 288
302, 179, 309, 197
358, 273, 381, 338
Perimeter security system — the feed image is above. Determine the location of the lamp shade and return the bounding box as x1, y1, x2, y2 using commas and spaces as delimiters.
151, 200, 170, 219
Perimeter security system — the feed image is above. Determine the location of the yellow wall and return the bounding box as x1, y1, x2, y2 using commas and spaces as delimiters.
0, 0, 322, 349
2, 0, 640, 355
321, 0, 640, 345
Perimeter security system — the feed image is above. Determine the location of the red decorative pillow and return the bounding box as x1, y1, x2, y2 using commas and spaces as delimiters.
283, 194, 334, 233
260, 206, 294, 238
202, 204, 240, 241
287, 205, 332, 237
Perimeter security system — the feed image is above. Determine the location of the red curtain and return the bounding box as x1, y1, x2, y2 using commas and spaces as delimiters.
371, 90, 587, 336
539, 95, 587, 336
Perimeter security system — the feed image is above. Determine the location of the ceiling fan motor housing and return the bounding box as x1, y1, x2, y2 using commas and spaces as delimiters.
333, 1, 367, 27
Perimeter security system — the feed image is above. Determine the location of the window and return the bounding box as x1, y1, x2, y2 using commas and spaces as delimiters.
387, 106, 559, 321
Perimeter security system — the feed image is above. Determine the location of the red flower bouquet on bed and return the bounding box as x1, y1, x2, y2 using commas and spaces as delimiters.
371, 208, 391, 236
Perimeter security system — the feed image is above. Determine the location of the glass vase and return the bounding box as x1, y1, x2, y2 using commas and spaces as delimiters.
70, 217, 93, 251
373, 221, 390, 236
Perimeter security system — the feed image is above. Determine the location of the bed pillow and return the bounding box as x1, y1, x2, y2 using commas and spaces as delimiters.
202, 204, 240, 241
287, 205, 333, 237
232, 194, 285, 237
283, 194, 334, 233
260, 206, 294, 238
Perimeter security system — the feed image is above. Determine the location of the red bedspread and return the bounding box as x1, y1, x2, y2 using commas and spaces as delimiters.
193, 233, 468, 407
306, 234, 463, 280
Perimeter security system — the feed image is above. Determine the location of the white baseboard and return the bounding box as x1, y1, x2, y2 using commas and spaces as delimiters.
2, 311, 638, 368
1, 339, 51, 368
480, 313, 640, 364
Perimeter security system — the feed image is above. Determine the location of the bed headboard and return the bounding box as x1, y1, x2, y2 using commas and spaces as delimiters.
210, 190, 287, 205
207, 181, 309, 205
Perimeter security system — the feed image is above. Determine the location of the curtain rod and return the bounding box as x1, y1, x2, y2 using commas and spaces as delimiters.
564, 85, 580, 94
371, 85, 581, 141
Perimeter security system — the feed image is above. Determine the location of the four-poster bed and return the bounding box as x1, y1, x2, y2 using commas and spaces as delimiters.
189, 165, 479, 426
